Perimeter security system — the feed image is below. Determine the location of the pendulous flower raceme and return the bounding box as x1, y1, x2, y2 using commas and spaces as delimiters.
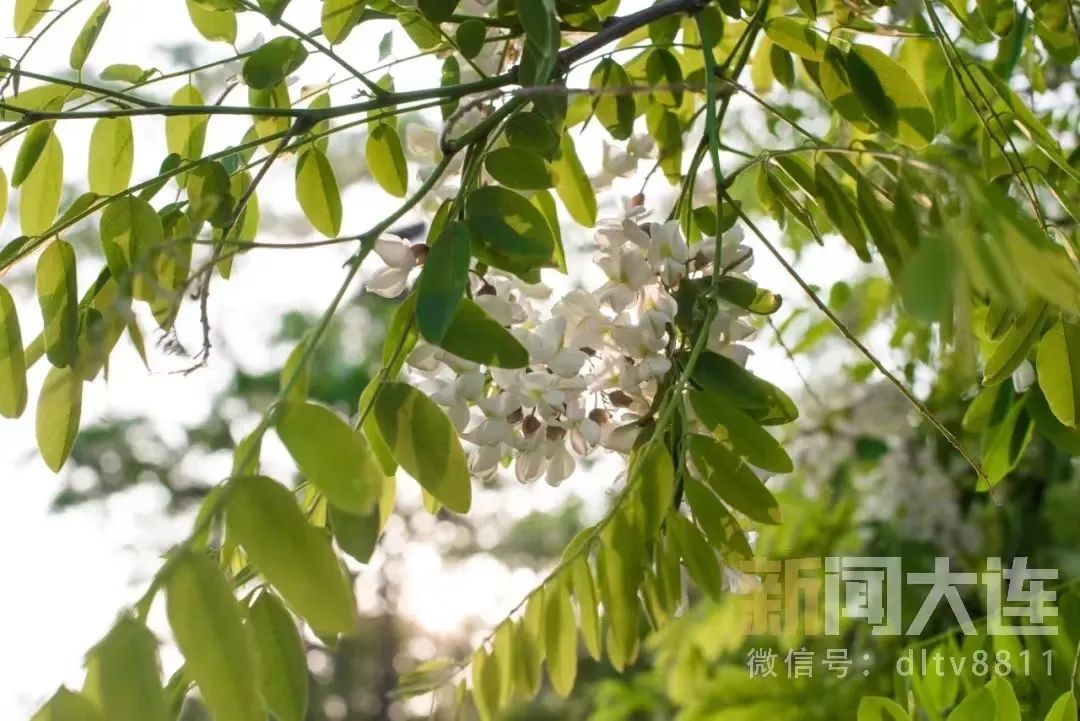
363, 204, 758, 487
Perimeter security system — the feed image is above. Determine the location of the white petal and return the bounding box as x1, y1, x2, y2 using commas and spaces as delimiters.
545, 447, 575, 486
366, 267, 410, 297
374, 235, 415, 268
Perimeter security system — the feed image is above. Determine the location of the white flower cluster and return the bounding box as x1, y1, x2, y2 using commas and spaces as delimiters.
364, 206, 757, 487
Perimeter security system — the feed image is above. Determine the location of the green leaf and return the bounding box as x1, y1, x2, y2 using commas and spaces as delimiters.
98, 196, 164, 298
668, 512, 724, 599
484, 147, 556, 191
691, 351, 798, 425
552, 132, 597, 227
1028, 386, 1080, 454
417, 222, 471, 344
0, 284, 27, 419
15, 0, 54, 35
713, 275, 782, 314
596, 514, 642, 670
688, 433, 782, 524
1036, 318, 1080, 426
684, 476, 754, 562
226, 475, 358, 636
330, 503, 380, 564
765, 17, 826, 60
36, 366, 82, 472
1044, 692, 1078, 721
321, 0, 366, 43
367, 123, 408, 198
466, 186, 554, 279
243, 37, 308, 89
247, 592, 309, 721
983, 301, 1047, 385
645, 48, 684, 106
100, 64, 156, 83
815, 162, 870, 260
0, 83, 81, 122
13, 122, 56, 188
857, 696, 909, 721
517, 0, 559, 84
590, 59, 635, 140
471, 649, 499, 721
846, 44, 936, 148
569, 559, 601, 660
544, 582, 578, 698
186, 0, 236, 43
280, 336, 311, 402
165, 550, 263, 721
165, 84, 208, 162
530, 189, 566, 272
83, 616, 168, 721
36, 239, 79, 368
19, 129, 63, 236
186, 161, 232, 228
88, 117, 134, 195
70, 2, 111, 71
30, 688, 102, 721
690, 390, 792, 472
436, 299, 529, 368
276, 400, 382, 513
456, 18, 487, 59
295, 149, 342, 237
0, 168, 7, 229
985, 677, 1020, 721
374, 382, 472, 514
946, 687, 995, 721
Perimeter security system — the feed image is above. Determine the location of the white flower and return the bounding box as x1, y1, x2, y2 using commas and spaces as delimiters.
365, 234, 417, 298
647, 220, 690, 285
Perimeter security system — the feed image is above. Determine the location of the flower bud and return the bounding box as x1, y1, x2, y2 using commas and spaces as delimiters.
608, 390, 634, 408
410, 244, 429, 265
522, 414, 541, 436
630, 192, 646, 208
588, 408, 611, 425
507, 407, 524, 424
546, 425, 567, 441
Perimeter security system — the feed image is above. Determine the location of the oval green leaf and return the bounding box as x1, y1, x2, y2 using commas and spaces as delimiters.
275, 400, 382, 513
226, 475, 359, 637
88, 117, 134, 196
247, 592, 309, 721
374, 382, 471, 514
36, 239, 79, 367
165, 550, 263, 721
295, 149, 342, 237
36, 366, 82, 472
0, 284, 28, 419
83, 616, 168, 721
367, 123, 408, 198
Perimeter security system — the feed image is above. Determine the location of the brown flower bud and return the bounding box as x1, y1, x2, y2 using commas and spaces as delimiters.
588, 408, 611, 425
580, 346, 597, 357
608, 390, 634, 408
630, 192, 646, 208
546, 425, 567, 441
522, 414, 541, 436
507, 407, 524, 424
478, 282, 497, 296
410, 244, 429, 265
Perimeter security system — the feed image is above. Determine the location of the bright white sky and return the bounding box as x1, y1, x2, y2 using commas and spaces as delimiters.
0, 1, 859, 716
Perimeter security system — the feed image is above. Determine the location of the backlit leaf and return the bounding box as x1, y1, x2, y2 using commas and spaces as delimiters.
165, 550, 263, 721
435, 299, 529, 368
484, 147, 555, 191
226, 475, 359, 636
15, 0, 54, 35
846, 44, 936, 148
243, 37, 309, 90
36, 239, 78, 367
688, 433, 782, 524
186, 0, 236, 43
295, 149, 342, 237
70, 2, 111, 71
83, 616, 168, 721
0, 284, 27, 419
374, 382, 472, 513
691, 352, 798, 425
322, 0, 366, 44
88, 117, 134, 195
30, 688, 101, 721
552, 132, 597, 227
165, 84, 208, 163
247, 592, 309, 721
1036, 318, 1080, 426
19, 130, 63, 236
276, 400, 382, 513
544, 581, 577, 698
36, 366, 82, 472
367, 123, 408, 198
